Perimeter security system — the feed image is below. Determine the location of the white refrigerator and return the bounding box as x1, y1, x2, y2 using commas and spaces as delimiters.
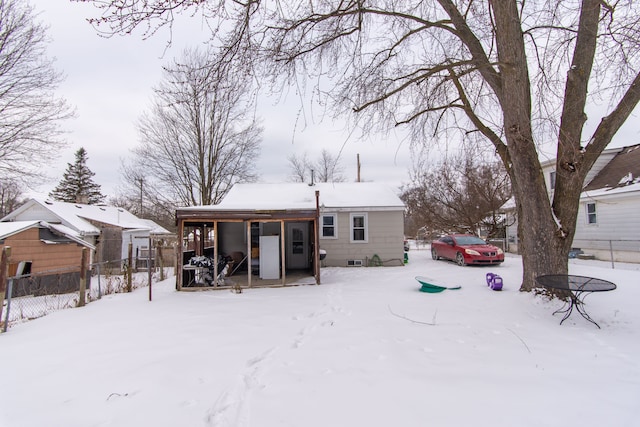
259, 235, 280, 279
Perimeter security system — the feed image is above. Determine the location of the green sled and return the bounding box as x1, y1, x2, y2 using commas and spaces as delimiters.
416, 276, 462, 293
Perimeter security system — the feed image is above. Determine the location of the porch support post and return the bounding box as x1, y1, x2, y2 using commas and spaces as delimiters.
213, 221, 218, 283
176, 235, 182, 290
280, 220, 286, 286
315, 191, 321, 284
246, 221, 252, 288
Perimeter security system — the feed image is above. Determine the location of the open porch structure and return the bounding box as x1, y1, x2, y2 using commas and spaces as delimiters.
175, 190, 321, 291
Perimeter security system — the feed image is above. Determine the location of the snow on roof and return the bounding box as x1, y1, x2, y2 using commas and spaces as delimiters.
499, 196, 516, 211
500, 180, 640, 212
0, 220, 41, 240
138, 219, 173, 235
0, 220, 95, 249
46, 222, 95, 249
581, 180, 640, 199
36, 199, 146, 232
584, 144, 640, 191
194, 182, 405, 211
3, 199, 170, 235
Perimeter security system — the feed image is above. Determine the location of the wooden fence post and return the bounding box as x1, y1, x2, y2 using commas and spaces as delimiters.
0, 247, 11, 327
78, 248, 87, 307
127, 242, 133, 293
157, 239, 164, 281
148, 235, 152, 302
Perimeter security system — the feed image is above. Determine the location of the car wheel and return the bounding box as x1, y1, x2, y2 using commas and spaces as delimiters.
431, 248, 439, 260
456, 252, 466, 266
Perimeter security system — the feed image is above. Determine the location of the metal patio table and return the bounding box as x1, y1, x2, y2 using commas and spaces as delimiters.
535, 274, 616, 328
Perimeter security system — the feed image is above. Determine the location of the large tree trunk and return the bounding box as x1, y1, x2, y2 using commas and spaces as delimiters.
509, 146, 569, 292
492, 1, 569, 291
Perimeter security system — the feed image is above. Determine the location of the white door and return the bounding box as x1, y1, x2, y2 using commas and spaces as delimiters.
286, 222, 309, 269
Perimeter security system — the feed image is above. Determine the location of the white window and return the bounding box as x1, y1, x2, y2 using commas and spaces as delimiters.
350, 213, 368, 243
321, 213, 337, 239
586, 202, 597, 224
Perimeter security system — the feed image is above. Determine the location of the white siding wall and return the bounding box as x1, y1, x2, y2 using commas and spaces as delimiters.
505, 147, 637, 260
320, 210, 404, 267
573, 193, 640, 262
10, 204, 60, 223
122, 229, 149, 261
506, 192, 640, 261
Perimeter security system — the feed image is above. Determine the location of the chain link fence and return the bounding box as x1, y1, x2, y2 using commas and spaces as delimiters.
570, 239, 640, 267
2, 259, 175, 332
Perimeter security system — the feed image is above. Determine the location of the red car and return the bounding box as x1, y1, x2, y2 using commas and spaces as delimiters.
431, 234, 504, 266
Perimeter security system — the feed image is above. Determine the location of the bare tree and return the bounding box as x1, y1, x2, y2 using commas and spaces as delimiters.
288, 149, 345, 183
287, 152, 310, 183
402, 151, 511, 238
0, 178, 25, 216
314, 149, 346, 183
76, 1, 640, 291
0, 0, 73, 182
125, 46, 262, 207
112, 163, 178, 232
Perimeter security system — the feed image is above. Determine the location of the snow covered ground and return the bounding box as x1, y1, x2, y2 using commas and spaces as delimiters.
1, 246, 639, 427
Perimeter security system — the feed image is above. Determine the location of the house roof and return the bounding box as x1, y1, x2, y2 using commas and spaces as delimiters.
0, 221, 41, 240
0, 220, 95, 249
1, 199, 171, 236
500, 143, 640, 211
179, 182, 406, 212
583, 144, 640, 192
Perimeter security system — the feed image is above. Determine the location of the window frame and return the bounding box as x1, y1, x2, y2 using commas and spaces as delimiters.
320, 213, 338, 239
586, 202, 597, 225
349, 212, 368, 243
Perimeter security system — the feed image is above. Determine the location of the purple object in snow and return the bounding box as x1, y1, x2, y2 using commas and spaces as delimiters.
486, 272, 503, 291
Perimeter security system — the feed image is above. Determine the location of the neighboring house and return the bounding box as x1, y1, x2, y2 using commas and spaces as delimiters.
1, 199, 172, 267
504, 144, 640, 262
0, 221, 94, 297
175, 182, 406, 289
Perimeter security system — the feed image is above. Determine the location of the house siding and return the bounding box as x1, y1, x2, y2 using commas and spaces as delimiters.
573, 193, 640, 262
320, 210, 404, 266
9, 204, 58, 223
2, 228, 86, 275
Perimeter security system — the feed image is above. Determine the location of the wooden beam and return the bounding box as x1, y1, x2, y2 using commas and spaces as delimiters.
280, 221, 286, 286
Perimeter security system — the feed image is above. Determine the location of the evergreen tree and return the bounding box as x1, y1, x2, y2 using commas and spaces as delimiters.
49, 148, 105, 204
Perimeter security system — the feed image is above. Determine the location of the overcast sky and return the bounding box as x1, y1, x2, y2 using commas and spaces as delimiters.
29, 0, 414, 200
29, 1, 640, 200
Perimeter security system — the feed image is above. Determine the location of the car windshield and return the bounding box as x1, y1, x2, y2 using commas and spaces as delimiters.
455, 236, 487, 245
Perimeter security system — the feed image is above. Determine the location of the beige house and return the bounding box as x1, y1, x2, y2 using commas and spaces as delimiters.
175, 182, 406, 290
0, 221, 94, 297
